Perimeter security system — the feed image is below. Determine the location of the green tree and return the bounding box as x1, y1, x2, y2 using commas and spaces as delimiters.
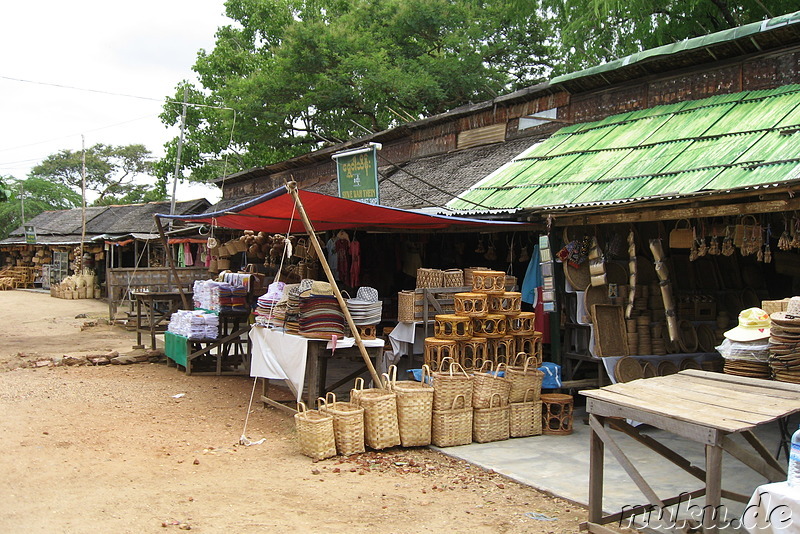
30, 143, 166, 205
0, 176, 82, 239
159, 0, 555, 181
535, 0, 799, 74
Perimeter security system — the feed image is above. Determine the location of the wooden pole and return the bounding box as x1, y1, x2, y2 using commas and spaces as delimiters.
153, 214, 190, 310
285, 181, 383, 387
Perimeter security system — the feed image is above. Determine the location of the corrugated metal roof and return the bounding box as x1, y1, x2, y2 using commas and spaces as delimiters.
447, 85, 800, 212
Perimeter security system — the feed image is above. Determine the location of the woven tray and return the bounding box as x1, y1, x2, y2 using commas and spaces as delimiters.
584, 284, 612, 318
614, 356, 643, 383
564, 261, 591, 290
657, 360, 680, 376
695, 324, 716, 353
591, 304, 629, 357
678, 320, 698, 353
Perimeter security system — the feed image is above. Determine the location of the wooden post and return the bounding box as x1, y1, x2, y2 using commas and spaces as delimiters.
153, 215, 190, 310
285, 181, 383, 387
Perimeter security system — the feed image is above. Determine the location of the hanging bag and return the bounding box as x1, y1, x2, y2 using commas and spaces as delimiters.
669, 219, 694, 248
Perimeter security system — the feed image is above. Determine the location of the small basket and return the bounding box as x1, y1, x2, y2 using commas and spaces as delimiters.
351, 378, 400, 450
472, 361, 512, 409
431, 394, 473, 447
386, 365, 434, 447
669, 219, 694, 249
226, 239, 248, 254
416, 268, 444, 288
506, 353, 544, 403
293, 402, 337, 460
472, 393, 510, 443
397, 290, 415, 323
509, 390, 543, 438
443, 269, 464, 288
432, 359, 474, 411
317, 393, 365, 456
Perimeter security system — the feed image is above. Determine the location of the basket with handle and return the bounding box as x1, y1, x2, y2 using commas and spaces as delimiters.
350, 377, 400, 450
442, 269, 464, 287
431, 394, 473, 447
385, 365, 434, 447
317, 392, 365, 456
293, 402, 337, 460
669, 219, 694, 248
506, 352, 544, 403
416, 268, 444, 288
509, 389, 542, 438
472, 361, 512, 409
473, 393, 510, 443
431, 358, 474, 411
397, 290, 415, 323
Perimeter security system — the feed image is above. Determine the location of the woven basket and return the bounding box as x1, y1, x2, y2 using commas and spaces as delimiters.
431, 394, 473, 447
472, 361, 512, 409
398, 290, 415, 322
509, 390, 543, 438
226, 239, 248, 254
442, 269, 464, 288
473, 394, 510, 443
351, 378, 400, 450
318, 393, 365, 456
293, 402, 337, 460
386, 365, 434, 447
432, 360, 474, 411
416, 268, 444, 288
506, 353, 544, 403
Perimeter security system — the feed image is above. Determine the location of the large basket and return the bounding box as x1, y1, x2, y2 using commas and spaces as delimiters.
318, 393, 365, 456
442, 269, 464, 287
386, 365, 434, 447
398, 290, 415, 323
226, 239, 248, 254
506, 353, 544, 403
293, 402, 337, 460
473, 394, 510, 443
351, 378, 400, 450
431, 394, 473, 447
472, 361, 512, 409
509, 390, 542, 438
432, 360, 474, 411
416, 268, 444, 288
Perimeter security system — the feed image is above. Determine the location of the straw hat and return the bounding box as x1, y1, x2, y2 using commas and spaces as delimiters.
301, 280, 334, 297
770, 296, 800, 326
724, 307, 770, 342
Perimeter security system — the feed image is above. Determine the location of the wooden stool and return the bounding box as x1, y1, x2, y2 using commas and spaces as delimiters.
472, 313, 508, 338
541, 393, 574, 435
514, 331, 543, 366
457, 337, 487, 370
357, 324, 377, 340
508, 311, 536, 335
471, 270, 506, 295
488, 292, 522, 315
454, 292, 488, 317
486, 335, 516, 366
433, 314, 473, 340
424, 338, 459, 371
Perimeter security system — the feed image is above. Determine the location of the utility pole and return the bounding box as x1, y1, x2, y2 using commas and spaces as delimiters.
169, 86, 189, 230
81, 135, 87, 273
19, 183, 25, 226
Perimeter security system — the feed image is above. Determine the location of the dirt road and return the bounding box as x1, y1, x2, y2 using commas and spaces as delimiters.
0, 291, 588, 533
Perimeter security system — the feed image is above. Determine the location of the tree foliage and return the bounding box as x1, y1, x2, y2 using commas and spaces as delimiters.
537, 0, 799, 74
159, 0, 555, 181
0, 176, 82, 239
30, 143, 166, 206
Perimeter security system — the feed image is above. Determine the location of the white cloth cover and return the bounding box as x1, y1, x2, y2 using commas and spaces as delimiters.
742, 481, 799, 533
249, 327, 309, 402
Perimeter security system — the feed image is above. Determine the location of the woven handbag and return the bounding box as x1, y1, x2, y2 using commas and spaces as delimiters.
431, 394, 473, 447
669, 219, 694, 248
351, 377, 400, 450
472, 361, 512, 409
506, 353, 544, 403
432, 359, 473, 411
473, 393, 510, 443
397, 290, 416, 323
509, 389, 542, 438
318, 392, 365, 456
386, 365, 434, 447
293, 402, 337, 460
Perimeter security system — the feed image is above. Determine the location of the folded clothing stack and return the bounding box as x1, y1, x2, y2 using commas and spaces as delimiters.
168, 309, 219, 339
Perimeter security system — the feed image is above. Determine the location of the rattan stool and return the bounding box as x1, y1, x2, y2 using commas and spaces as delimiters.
433, 314, 473, 340
471, 270, 506, 294
457, 337, 487, 370
485, 335, 516, 366
508, 311, 536, 335
356, 324, 377, 340
472, 313, 508, 338
454, 292, 489, 317
540, 393, 573, 435
514, 331, 543, 366
424, 338, 459, 371
488, 292, 522, 315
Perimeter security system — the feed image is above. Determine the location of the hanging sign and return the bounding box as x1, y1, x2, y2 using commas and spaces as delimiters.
333, 144, 380, 204
24, 225, 36, 244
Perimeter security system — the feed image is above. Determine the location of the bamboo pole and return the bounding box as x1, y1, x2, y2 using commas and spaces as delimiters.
285, 181, 383, 387
153, 214, 191, 310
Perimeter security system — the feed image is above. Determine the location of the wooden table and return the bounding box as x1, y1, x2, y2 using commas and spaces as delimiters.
183, 311, 251, 376
132, 291, 190, 349
581, 369, 800, 534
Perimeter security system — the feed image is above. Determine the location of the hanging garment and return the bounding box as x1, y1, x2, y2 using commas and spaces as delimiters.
326, 237, 339, 280
177, 243, 186, 267
521, 245, 550, 343
335, 238, 351, 285
349, 239, 361, 288
184, 243, 194, 266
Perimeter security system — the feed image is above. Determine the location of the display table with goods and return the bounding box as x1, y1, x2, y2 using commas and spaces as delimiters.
163, 308, 251, 375
581, 370, 800, 534
133, 290, 192, 350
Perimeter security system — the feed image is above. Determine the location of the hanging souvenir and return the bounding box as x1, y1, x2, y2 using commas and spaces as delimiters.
764, 225, 773, 263
518, 240, 530, 263
778, 215, 792, 251
484, 235, 497, 261
721, 225, 735, 256
708, 225, 720, 256
475, 237, 486, 254
696, 221, 708, 257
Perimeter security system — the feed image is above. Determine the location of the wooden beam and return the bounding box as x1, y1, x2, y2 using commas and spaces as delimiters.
153, 215, 190, 310
720, 435, 787, 482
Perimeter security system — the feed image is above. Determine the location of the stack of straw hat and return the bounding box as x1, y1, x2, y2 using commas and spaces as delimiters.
769, 297, 800, 384
721, 307, 771, 379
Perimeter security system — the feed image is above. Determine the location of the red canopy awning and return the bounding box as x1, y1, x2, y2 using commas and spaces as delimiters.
157, 186, 526, 233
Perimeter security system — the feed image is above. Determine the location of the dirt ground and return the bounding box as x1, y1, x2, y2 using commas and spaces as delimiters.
0, 291, 596, 533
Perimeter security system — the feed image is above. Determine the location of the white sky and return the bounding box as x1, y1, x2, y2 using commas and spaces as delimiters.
0, 0, 231, 203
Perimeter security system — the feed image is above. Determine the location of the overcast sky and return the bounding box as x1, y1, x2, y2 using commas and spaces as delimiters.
0, 1, 231, 203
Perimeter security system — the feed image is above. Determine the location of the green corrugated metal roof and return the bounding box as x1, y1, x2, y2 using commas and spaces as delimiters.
448, 85, 800, 212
